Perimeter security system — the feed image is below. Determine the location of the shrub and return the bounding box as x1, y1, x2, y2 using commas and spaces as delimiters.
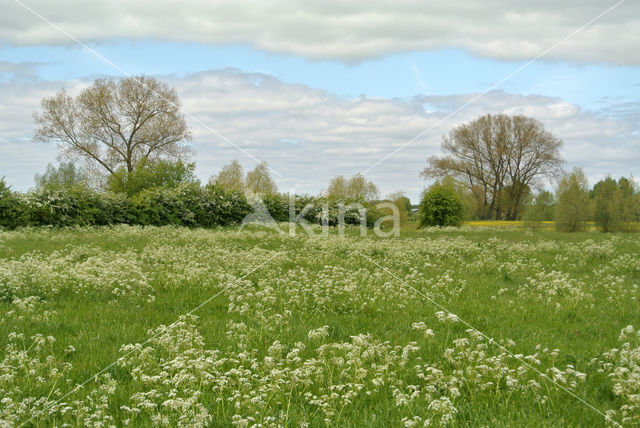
418, 186, 463, 227
0, 179, 26, 229
199, 185, 251, 226
0, 182, 386, 230
107, 160, 198, 196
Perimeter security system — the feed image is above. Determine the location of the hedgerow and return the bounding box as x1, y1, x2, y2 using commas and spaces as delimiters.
0, 181, 382, 229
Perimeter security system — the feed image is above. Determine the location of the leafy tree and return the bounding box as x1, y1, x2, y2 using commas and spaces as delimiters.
34, 162, 87, 190
592, 176, 639, 232
325, 176, 348, 200
386, 191, 412, 213
377, 192, 410, 227
417, 185, 463, 227
423, 114, 563, 220
33, 75, 191, 177
617, 177, 640, 232
211, 160, 245, 192
430, 175, 476, 220
593, 176, 621, 232
347, 174, 379, 202
107, 160, 198, 196
523, 190, 555, 229
246, 161, 277, 195
555, 168, 591, 232
326, 173, 379, 202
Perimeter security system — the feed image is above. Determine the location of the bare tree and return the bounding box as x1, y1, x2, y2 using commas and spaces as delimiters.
33, 75, 191, 177
422, 114, 562, 220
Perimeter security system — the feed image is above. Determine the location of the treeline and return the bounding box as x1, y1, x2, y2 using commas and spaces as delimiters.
424, 168, 640, 232
552, 168, 639, 232
421, 113, 640, 231
0, 161, 383, 229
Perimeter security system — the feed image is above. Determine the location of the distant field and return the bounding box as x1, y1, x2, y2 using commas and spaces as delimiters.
1, 225, 639, 426
465, 220, 640, 232
466, 220, 555, 228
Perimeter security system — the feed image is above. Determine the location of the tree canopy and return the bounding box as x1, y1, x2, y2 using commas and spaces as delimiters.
245, 161, 278, 195
418, 184, 463, 227
555, 168, 591, 232
423, 114, 562, 220
211, 160, 245, 192
33, 75, 191, 177
325, 173, 379, 202
34, 162, 87, 190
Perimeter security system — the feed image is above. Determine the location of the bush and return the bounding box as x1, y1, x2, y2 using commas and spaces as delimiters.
107, 160, 198, 196
418, 186, 463, 227
0, 182, 388, 230
0, 179, 27, 229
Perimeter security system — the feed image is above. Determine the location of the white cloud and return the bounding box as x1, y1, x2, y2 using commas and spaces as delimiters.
2, 0, 639, 64
0, 70, 638, 200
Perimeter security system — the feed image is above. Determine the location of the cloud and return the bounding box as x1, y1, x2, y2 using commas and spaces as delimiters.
0, 70, 638, 200
0, 60, 41, 81
3, 0, 639, 64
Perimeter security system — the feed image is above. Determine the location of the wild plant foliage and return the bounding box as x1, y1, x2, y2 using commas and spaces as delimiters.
0, 226, 639, 425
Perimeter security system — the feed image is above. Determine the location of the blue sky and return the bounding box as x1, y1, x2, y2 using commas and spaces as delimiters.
3, 41, 639, 109
1, 0, 639, 201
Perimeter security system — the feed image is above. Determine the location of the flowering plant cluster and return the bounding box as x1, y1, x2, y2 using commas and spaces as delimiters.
0, 226, 638, 425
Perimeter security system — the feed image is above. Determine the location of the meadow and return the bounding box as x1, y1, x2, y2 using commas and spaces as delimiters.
0, 225, 639, 427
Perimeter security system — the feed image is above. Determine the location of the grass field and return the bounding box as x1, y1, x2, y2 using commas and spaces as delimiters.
1, 225, 639, 426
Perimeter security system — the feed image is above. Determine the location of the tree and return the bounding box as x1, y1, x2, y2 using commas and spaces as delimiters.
386, 191, 412, 213
326, 173, 379, 202
34, 162, 87, 190
107, 159, 198, 196
593, 176, 621, 232
555, 168, 591, 232
246, 161, 277, 195
418, 184, 463, 227
347, 174, 379, 202
523, 190, 555, 229
617, 177, 640, 232
380, 191, 410, 226
592, 176, 639, 232
326, 176, 349, 200
430, 175, 476, 220
211, 160, 245, 192
422, 114, 563, 220
33, 75, 191, 178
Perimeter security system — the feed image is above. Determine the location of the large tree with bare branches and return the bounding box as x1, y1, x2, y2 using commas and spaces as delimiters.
33, 75, 191, 178
422, 114, 563, 220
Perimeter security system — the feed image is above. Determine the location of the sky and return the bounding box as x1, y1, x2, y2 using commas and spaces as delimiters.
1, 0, 639, 201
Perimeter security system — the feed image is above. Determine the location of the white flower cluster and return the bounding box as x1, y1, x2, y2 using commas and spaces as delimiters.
592, 325, 640, 426
0, 226, 638, 425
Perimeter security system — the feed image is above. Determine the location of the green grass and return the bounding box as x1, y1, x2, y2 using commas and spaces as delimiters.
0, 225, 639, 426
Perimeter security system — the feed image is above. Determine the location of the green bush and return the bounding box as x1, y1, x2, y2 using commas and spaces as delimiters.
107, 160, 198, 196
417, 186, 463, 227
0, 182, 386, 230
199, 185, 251, 226
0, 179, 27, 229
